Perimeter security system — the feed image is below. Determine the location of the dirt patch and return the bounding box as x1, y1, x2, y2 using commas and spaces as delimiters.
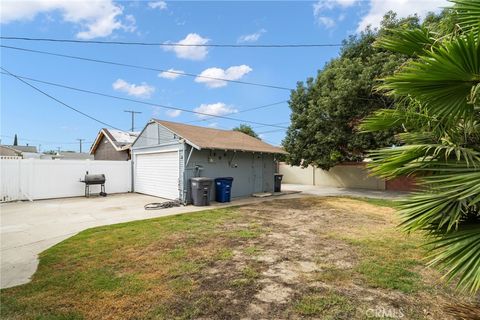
184, 197, 477, 320
2, 197, 477, 320
255, 280, 293, 303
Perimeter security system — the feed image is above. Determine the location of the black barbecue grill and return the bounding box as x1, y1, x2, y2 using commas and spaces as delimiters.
80, 171, 107, 197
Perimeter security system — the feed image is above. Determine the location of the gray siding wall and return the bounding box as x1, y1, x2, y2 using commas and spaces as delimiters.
132, 123, 277, 203
94, 136, 129, 161
184, 148, 276, 203
133, 122, 178, 148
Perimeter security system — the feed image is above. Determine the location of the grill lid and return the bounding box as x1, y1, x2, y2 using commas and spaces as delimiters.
83, 174, 106, 184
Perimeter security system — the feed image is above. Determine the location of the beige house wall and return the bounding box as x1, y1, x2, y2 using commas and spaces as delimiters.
279, 162, 385, 191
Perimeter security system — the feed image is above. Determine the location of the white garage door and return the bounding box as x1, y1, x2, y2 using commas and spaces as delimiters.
135, 151, 180, 200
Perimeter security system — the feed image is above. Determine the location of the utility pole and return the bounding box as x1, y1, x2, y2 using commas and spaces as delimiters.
124, 110, 142, 132
77, 139, 85, 153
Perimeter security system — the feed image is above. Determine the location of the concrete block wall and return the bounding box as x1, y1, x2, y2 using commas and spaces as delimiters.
279, 162, 386, 191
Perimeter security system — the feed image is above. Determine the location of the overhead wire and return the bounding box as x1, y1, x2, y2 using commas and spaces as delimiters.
0, 71, 290, 129
0, 45, 292, 91
257, 128, 287, 134
0, 134, 94, 145
1, 67, 125, 131
0, 36, 343, 48
186, 100, 288, 124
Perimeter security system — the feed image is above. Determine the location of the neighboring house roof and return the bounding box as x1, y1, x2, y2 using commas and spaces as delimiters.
0, 145, 22, 157
90, 128, 139, 154
153, 119, 287, 154
1, 145, 37, 153
53, 152, 94, 160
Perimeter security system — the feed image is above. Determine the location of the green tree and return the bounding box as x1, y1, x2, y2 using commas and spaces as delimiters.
282, 15, 426, 169
361, 0, 480, 293
233, 124, 260, 139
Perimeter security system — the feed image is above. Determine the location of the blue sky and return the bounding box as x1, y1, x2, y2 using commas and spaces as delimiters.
1, 0, 447, 152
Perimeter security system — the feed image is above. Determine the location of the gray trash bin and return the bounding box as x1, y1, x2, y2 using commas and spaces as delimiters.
274, 174, 283, 192
190, 177, 213, 206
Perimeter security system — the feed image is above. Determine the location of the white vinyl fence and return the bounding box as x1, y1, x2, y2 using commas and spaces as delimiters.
1, 159, 132, 202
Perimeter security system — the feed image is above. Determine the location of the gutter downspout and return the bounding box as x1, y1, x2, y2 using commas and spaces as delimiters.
130, 152, 134, 192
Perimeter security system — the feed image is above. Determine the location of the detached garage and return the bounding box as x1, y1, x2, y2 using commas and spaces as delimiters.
131, 119, 287, 203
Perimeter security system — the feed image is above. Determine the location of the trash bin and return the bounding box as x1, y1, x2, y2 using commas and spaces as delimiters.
190, 177, 213, 206
274, 174, 283, 192
214, 177, 234, 203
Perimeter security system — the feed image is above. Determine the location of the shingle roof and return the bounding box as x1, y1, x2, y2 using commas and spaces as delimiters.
153, 119, 287, 154
90, 128, 139, 154
1, 145, 37, 153
103, 129, 139, 147
0, 145, 22, 157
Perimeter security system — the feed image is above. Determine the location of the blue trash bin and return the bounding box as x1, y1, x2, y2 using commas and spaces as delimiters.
214, 177, 234, 202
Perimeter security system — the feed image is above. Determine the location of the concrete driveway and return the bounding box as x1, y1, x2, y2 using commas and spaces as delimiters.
1, 186, 403, 289
0, 192, 301, 289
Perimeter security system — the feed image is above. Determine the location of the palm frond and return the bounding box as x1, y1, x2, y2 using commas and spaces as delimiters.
380, 32, 480, 121
399, 167, 480, 231
367, 144, 480, 178
451, 0, 480, 37
360, 108, 435, 133
375, 27, 436, 56
426, 226, 480, 293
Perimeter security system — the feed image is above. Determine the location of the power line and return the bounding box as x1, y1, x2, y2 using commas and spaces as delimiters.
1, 71, 289, 129
1, 67, 124, 131
253, 122, 290, 129
0, 134, 92, 145
257, 128, 287, 134
187, 100, 288, 124
0, 36, 343, 48
0, 45, 292, 91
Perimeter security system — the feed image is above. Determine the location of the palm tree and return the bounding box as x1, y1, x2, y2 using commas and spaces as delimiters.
360, 0, 480, 293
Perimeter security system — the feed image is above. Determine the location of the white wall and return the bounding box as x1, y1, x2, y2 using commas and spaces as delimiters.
1, 159, 131, 202
279, 162, 385, 190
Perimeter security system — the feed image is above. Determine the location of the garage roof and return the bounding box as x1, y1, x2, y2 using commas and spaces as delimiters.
154, 119, 287, 154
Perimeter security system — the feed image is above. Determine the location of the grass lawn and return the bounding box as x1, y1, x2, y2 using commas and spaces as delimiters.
0, 197, 476, 319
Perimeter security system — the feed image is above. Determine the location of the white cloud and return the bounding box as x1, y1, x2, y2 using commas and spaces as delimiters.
317, 16, 335, 28
166, 109, 182, 117
194, 103, 238, 119
0, 0, 135, 39
195, 65, 253, 88
158, 68, 185, 80
163, 33, 210, 60
313, 0, 356, 28
356, 0, 450, 32
112, 79, 155, 98
207, 122, 218, 128
148, 1, 167, 10
238, 28, 266, 43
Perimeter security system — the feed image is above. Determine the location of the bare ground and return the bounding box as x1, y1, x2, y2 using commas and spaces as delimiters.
2, 197, 478, 320
172, 197, 478, 319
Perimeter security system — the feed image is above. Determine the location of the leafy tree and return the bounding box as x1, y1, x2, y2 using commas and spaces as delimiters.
233, 124, 260, 139
282, 14, 450, 170
361, 0, 480, 293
